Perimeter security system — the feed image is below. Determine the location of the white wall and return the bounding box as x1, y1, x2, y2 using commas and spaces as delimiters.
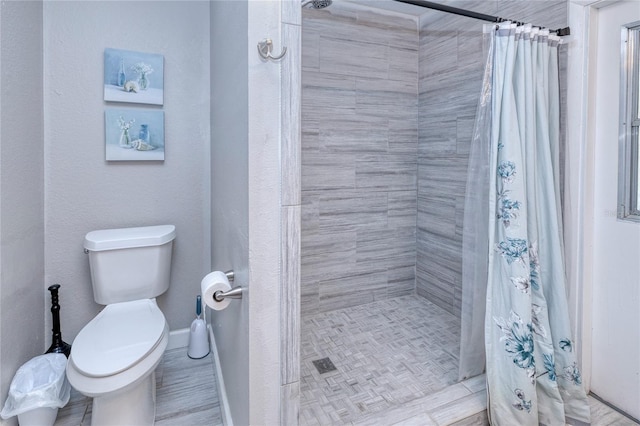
0, 2, 45, 423
210, 1, 250, 424
589, 1, 640, 419
209, 1, 282, 424
43, 1, 211, 341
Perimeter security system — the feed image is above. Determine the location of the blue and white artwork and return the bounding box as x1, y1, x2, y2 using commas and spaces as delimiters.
104, 48, 164, 105
105, 108, 165, 161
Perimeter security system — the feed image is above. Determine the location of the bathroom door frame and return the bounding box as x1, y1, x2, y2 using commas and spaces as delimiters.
565, 0, 600, 392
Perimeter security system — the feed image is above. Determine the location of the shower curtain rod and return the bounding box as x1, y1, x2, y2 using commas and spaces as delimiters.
393, 0, 571, 36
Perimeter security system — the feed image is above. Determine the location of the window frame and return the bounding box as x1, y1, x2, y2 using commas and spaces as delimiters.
618, 21, 640, 222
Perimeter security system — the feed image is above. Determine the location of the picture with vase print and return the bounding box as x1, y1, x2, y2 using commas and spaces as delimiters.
104, 48, 164, 105
105, 108, 164, 161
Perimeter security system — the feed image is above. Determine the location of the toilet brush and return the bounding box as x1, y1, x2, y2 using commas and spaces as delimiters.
187, 295, 209, 359
45, 284, 72, 358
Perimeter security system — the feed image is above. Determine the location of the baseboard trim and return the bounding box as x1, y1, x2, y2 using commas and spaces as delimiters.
167, 328, 190, 350
210, 326, 233, 426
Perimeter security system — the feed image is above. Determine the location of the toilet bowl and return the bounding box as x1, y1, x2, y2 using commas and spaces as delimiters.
66, 299, 169, 426
67, 224, 176, 425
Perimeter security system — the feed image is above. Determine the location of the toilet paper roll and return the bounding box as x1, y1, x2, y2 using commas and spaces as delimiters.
201, 271, 232, 311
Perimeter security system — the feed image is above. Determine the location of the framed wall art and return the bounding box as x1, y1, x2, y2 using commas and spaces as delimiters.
104, 48, 164, 105
105, 108, 165, 161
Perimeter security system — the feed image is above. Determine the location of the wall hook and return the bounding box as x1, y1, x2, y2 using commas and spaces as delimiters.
257, 38, 287, 61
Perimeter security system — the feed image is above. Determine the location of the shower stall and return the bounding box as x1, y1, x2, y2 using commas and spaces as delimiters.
298, 1, 568, 424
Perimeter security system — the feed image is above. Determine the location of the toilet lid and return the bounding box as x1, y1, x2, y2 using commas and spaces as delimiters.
72, 299, 166, 377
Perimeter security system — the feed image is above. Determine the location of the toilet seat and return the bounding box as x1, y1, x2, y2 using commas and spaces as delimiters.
66, 325, 168, 398
71, 299, 166, 377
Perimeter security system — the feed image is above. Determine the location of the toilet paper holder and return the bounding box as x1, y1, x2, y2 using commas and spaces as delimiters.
213, 270, 243, 302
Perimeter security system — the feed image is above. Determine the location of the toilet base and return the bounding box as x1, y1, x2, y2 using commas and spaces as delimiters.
91, 371, 156, 426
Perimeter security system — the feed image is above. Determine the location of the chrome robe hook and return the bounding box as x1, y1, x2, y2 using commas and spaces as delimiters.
257, 38, 287, 61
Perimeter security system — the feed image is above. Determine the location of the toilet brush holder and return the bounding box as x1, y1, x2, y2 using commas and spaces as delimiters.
45, 284, 71, 358
187, 295, 209, 359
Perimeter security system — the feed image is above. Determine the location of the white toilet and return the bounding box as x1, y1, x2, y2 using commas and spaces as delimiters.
66, 224, 176, 426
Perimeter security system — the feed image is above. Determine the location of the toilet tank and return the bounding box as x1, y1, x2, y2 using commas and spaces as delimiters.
84, 225, 176, 305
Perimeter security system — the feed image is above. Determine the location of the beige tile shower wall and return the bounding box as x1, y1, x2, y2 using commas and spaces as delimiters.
416, 0, 568, 317
301, 5, 419, 316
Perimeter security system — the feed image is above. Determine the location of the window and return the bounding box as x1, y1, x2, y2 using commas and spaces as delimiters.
618, 21, 640, 221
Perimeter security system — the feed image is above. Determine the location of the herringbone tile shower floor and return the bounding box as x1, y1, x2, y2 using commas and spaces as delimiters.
300, 295, 462, 425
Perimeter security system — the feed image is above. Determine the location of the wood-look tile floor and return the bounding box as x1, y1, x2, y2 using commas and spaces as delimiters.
54, 348, 223, 426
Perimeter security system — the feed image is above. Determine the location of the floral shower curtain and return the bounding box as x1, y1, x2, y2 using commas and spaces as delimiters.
462, 22, 592, 425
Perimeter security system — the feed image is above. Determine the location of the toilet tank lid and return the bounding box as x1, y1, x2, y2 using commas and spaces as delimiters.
84, 225, 176, 251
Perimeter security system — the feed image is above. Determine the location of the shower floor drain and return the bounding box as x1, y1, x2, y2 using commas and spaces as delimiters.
312, 357, 337, 374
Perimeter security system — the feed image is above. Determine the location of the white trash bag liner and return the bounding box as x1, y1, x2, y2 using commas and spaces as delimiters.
0, 354, 70, 419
